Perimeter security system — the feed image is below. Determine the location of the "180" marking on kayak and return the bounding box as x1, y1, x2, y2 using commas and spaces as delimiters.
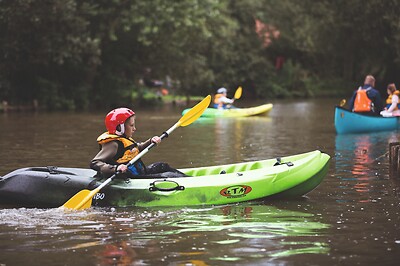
93, 193, 105, 200
220, 185, 252, 198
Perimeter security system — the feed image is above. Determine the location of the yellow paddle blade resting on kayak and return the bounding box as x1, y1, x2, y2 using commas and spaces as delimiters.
234, 86, 242, 100
61, 95, 211, 211
179, 95, 211, 126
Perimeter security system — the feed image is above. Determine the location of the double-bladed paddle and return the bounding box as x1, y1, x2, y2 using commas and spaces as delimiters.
61, 95, 212, 210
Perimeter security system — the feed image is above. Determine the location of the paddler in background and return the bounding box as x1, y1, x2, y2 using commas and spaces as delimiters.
380, 83, 400, 117
348, 74, 383, 116
213, 87, 235, 109
90, 107, 186, 179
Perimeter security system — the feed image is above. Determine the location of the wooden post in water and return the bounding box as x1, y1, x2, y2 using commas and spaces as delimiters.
389, 142, 400, 178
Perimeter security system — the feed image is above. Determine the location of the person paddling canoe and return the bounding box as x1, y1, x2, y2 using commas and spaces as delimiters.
348, 74, 383, 116
90, 107, 186, 179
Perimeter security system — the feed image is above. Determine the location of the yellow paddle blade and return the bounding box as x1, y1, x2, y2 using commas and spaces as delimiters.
339, 99, 346, 107
234, 86, 242, 99
62, 189, 97, 210
179, 95, 211, 126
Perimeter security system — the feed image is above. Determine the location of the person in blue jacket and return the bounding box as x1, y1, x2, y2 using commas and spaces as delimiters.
348, 75, 383, 116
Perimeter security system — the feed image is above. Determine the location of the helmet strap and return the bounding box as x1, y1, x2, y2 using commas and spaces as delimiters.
115, 124, 125, 136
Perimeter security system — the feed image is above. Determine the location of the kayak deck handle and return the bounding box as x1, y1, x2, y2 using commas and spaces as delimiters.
273, 158, 294, 167
149, 180, 185, 192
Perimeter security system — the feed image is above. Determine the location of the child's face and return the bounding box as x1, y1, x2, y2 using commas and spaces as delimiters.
124, 116, 136, 137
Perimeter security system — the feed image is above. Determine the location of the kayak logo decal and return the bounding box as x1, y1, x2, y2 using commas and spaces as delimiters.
220, 185, 252, 198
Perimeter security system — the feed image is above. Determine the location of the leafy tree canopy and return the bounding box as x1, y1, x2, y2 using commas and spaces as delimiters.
1, 0, 400, 109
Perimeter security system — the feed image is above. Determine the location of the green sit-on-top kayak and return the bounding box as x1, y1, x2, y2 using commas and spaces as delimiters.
182, 103, 273, 118
0, 150, 329, 208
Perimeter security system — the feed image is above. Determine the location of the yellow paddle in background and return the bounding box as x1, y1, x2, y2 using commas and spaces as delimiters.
339, 99, 346, 107
61, 95, 212, 210
234, 86, 242, 100
224, 86, 242, 109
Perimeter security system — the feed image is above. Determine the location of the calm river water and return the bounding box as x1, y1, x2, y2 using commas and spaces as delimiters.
0, 98, 399, 265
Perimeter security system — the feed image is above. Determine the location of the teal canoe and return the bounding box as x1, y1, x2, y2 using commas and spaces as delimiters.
0, 150, 329, 208
182, 103, 273, 118
334, 106, 400, 134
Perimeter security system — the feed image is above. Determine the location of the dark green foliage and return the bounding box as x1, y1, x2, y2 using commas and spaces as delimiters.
1, 0, 400, 110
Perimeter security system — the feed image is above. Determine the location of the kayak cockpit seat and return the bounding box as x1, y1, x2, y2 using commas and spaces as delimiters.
184, 161, 268, 176
215, 164, 261, 175
273, 158, 294, 167
247, 162, 262, 170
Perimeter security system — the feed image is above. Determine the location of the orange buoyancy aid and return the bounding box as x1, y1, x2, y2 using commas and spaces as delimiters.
386, 90, 400, 104
214, 93, 224, 108
97, 132, 145, 175
353, 87, 373, 112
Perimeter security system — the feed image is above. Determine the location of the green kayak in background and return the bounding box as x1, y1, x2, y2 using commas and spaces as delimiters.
0, 150, 330, 208
182, 103, 273, 118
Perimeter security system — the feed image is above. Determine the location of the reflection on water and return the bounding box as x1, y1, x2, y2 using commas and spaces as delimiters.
160, 204, 329, 262
194, 116, 274, 164
96, 242, 137, 266
335, 132, 400, 202
0, 203, 329, 265
2, 99, 400, 265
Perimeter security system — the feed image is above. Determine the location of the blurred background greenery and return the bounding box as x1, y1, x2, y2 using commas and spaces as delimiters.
1, 0, 399, 110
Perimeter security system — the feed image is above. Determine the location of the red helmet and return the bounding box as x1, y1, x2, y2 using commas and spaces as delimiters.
105, 108, 135, 135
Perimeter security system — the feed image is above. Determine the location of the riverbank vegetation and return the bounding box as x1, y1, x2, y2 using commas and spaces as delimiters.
1, 0, 400, 110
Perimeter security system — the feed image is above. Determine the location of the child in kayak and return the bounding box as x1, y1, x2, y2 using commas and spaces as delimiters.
90, 107, 186, 178
213, 87, 235, 109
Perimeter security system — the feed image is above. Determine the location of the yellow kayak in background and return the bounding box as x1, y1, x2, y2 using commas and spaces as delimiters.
182, 103, 273, 117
